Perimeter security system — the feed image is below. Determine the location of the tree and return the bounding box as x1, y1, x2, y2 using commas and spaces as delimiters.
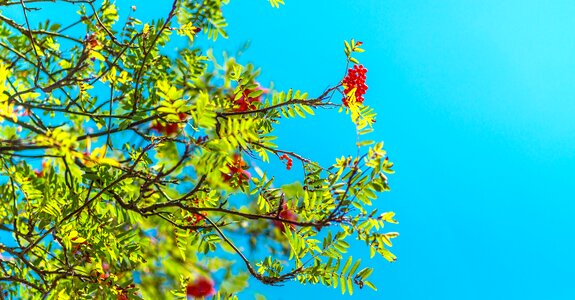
0, 0, 398, 299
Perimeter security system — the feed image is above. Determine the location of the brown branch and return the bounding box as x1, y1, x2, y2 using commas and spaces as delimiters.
18, 0, 43, 86
250, 141, 312, 164
21, 174, 130, 255
131, 0, 179, 114
0, 14, 83, 44
0, 276, 45, 293
219, 85, 341, 117
202, 215, 279, 284
140, 200, 330, 228
76, 114, 162, 141
88, 2, 123, 46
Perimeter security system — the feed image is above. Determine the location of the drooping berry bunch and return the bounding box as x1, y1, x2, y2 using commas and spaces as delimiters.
342, 64, 368, 107
279, 153, 293, 170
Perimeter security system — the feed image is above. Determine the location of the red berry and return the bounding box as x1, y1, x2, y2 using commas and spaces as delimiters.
222, 154, 251, 187
85, 33, 99, 48
150, 113, 187, 136
186, 277, 216, 298
279, 154, 293, 170
342, 64, 368, 107
273, 204, 298, 232
231, 83, 267, 112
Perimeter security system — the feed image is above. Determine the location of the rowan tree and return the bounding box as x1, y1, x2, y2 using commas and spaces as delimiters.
0, 0, 398, 299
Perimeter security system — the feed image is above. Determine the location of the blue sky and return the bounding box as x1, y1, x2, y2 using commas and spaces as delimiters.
4, 0, 575, 299
213, 0, 575, 299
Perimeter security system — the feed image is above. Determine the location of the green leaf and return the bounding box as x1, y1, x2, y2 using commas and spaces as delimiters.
357, 140, 374, 147
300, 104, 315, 115
248, 89, 264, 98
348, 259, 361, 277
344, 40, 352, 56
268, 0, 285, 8
347, 278, 354, 295
341, 256, 353, 275
364, 280, 377, 291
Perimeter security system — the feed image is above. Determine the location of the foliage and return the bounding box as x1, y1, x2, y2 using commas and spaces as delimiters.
0, 0, 397, 299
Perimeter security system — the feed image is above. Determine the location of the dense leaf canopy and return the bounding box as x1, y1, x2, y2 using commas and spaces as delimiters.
0, 0, 397, 299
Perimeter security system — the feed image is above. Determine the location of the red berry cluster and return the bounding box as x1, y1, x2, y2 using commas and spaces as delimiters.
273, 204, 298, 232
150, 113, 187, 136
342, 64, 368, 107
279, 154, 293, 170
186, 213, 206, 226
85, 33, 99, 48
222, 154, 251, 186
232, 84, 266, 112
33, 161, 50, 178
186, 277, 216, 298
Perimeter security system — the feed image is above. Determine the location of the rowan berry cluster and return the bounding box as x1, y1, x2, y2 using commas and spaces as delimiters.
186, 277, 216, 298
85, 33, 99, 48
33, 161, 49, 178
186, 213, 206, 226
273, 204, 297, 232
279, 153, 293, 170
232, 84, 266, 112
150, 113, 187, 136
342, 64, 368, 107
222, 154, 251, 186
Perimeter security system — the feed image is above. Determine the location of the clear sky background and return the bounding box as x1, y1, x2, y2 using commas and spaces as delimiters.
208, 0, 575, 299
4, 0, 575, 299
